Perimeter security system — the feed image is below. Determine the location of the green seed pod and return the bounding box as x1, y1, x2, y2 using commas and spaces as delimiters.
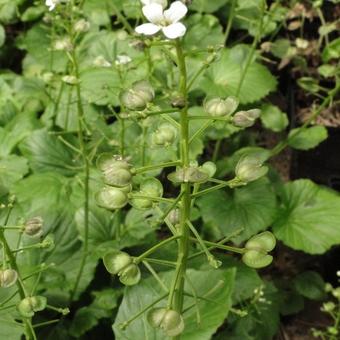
201, 161, 217, 178
168, 167, 209, 184
147, 307, 167, 328
332, 287, 340, 299
140, 178, 163, 198
120, 89, 149, 111
95, 186, 128, 210
204, 96, 239, 117
147, 308, 184, 336
245, 231, 276, 252
97, 154, 131, 171
235, 155, 268, 183
120, 81, 154, 111
242, 249, 273, 269
152, 123, 177, 146
0, 269, 18, 288
130, 196, 153, 210
233, 109, 261, 128
103, 251, 132, 275
132, 80, 155, 103
24, 216, 43, 237
168, 208, 180, 225
118, 264, 141, 286
17, 296, 47, 318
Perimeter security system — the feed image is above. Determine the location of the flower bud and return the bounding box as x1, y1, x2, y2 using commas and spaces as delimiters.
62, 75, 79, 85
233, 109, 261, 128
332, 287, 340, 299
152, 123, 177, 146
0, 269, 18, 288
103, 251, 132, 275
17, 296, 47, 318
24, 216, 43, 237
118, 263, 141, 286
235, 154, 268, 183
95, 186, 128, 210
74, 19, 90, 33
204, 96, 239, 117
54, 37, 73, 51
147, 308, 184, 337
322, 301, 335, 312
93, 55, 112, 68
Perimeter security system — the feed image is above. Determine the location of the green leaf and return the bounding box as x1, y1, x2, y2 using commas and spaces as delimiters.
19, 129, 80, 176
197, 178, 277, 243
217, 282, 280, 340
113, 268, 236, 340
0, 314, 23, 339
200, 48, 277, 104
293, 271, 325, 300
70, 288, 119, 337
273, 179, 340, 254
0, 155, 28, 196
260, 104, 288, 132
0, 111, 40, 157
322, 37, 340, 62
288, 126, 328, 150
184, 14, 224, 51
190, 0, 229, 13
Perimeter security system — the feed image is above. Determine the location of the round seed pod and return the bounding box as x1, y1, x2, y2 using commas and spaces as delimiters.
147, 307, 167, 328
152, 123, 177, 146
235, 155, 268, 183
95, 186, 128, 210
24, 216, 43, 237
168, 209, 180, 225
103, 251, 132, 275
201, 161, 217, 178
242, 249, 273, 269
147, 308, 185, 336
140, 178, 163, 198
17, 296, 47, 318
233, 109, 261, 128
168, 167, 209, 184
118, 263, 141, 286
0, 269, 18, 288
130, 197, 153, 210
245, 231, 276, 252
204, 96, 239, 117
120, 89, 149, 111
132, 80, 155, 103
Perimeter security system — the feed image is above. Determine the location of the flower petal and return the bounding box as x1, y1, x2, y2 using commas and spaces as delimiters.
135, 23, 161, 36
164, 1, 187, 23
142, 4, 164, 24
162, 22, 186, 39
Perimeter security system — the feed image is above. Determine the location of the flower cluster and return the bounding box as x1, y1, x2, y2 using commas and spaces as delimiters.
136, 1, 188, 39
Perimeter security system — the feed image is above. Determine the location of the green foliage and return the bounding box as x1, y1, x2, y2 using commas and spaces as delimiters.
288, 126, 328, 150
273, 180, 340, 254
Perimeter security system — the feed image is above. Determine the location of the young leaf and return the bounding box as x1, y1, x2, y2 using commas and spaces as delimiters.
293, 271, 325, 301
288, 126, 328, 150
260, 104, 288, 132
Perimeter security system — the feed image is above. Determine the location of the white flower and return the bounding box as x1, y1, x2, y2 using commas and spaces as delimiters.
141, 0, 167, 8
115, 55, 132, 66
45, 0, 60, 11
136, 1, 188, 39
93, 56, 112, 68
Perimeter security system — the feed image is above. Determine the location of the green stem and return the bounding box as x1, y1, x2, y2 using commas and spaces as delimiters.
170, 40, 191, 339
191, 180, 234, 198
134, 235, 180, 263
0, 208, 37, 340
133, 161, 181, 174
68, 47, 90, 303
236, 0, 265, 96
224, 0, 237, 45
